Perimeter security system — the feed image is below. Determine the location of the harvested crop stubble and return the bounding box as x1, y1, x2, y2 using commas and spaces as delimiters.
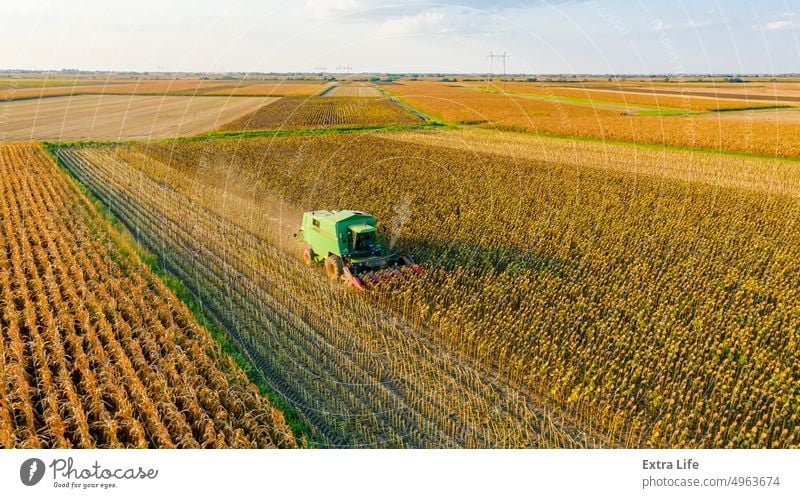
0, 142, 295, 448
0, 95, 270, 141
0, 79, 246, 101
221, 96, 420, 130
133, 130, 800, 448
0, 78, 99, 90
387, 80, 800, 157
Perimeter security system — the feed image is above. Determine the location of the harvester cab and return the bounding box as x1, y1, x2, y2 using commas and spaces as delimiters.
295, 209, 423, 290
349, 223, 379, 255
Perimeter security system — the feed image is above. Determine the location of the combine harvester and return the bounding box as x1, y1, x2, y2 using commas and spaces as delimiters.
295, 210, 423, 290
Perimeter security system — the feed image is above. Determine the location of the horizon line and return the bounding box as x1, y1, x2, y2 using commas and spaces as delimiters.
2, 69, 799, 78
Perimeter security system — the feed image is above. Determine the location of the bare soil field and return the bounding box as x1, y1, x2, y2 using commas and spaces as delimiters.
0, 94, 274, 140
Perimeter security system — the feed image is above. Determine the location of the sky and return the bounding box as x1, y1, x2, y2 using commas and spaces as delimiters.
1, 0, 798, 74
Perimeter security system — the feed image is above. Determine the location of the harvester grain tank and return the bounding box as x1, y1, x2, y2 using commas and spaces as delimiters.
295, 210, 423, 290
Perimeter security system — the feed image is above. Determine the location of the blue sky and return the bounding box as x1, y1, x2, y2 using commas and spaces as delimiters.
1, 0, 797, 74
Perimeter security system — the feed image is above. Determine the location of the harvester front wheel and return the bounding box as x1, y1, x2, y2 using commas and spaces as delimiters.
303, 248, 315, 266
325, 255, 344, 279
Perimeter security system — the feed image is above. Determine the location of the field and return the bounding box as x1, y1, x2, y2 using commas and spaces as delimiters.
0, 79, 241, 101
0, 78, 328, 101
699, 108, 800, 125
3, 72, 800, 450
52, 128, 800, 448
471, 82, 784, 112
322, 84, 383, 97
577, 82, 800, 103
56, 144, 584, 448
220, 96, 420, 130
386, 80, 800, 157
0, 95, 272, 140
199, 81, 329, 97
0, 78, 105, 91
0, 142, 295, 448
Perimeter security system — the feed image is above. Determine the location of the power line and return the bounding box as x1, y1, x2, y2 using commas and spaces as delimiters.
486, 51, 510, 91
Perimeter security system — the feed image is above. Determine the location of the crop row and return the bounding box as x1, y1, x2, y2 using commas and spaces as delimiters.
58, 146, 583, 448
132, 131, 800, 448
0, 143, 295, 448
221, 96, 420, 130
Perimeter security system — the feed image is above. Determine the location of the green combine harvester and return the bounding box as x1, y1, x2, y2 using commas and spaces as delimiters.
295, 210, 423, 290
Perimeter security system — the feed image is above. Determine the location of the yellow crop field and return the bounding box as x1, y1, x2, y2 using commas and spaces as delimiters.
106, 130, 800, 448
387, 80, 800, 157
0, 143, 295, 448
221, 96, 420, 130
200, 81, 329, 97
8, 76, 800, 450
10, 2, 800, 492
582, 82, 800, 103
471, 81, 782, 111
56, 144, 586, 448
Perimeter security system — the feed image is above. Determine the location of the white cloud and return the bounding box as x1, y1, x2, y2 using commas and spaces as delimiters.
755, 12, 796, 32
377, 11, 450, 35
764, 20, 792, 31
659, 18, 721, 31
304, 0, 361, 20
